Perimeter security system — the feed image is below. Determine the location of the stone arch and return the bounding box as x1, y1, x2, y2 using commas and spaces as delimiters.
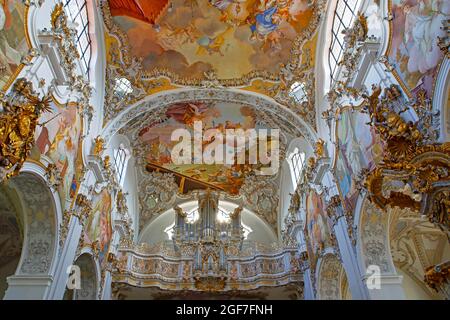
0, 185, 23, 299
1, 162, 62, 299
388, 207, 450, 300
316, 253, 347, 300
434, 58, 450, 143
66, 252, 99, 300
357, 197, 396, 275
101, 88, 318, 146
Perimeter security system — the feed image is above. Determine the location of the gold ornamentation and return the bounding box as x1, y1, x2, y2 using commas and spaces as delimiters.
72, 193, 93, 226
194, 276, 227, 292
314, 138, 326, 159
0, 78, 52, 181
59, 209, 72, 248
429, 190, 450, 234
91, 240, 100, 260
359, 82, 449, 233
103, 155, 111, 171
116, 189, 128, 215
424, 260, 450, 294
45, 163, 62, 189
92, 136, 106, 156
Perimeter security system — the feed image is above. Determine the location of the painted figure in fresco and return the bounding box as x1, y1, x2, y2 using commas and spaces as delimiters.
401, 0, 449, 75
46, 108, 79, 199
336, 110, 383, 212
34, 103, 82, 204
306, 191, 327, 254
209, 0, 234, 11
108, 0, 314, 79
165, 102, 209, 127
87, 191, 112, 253
390, 0, 449, 95
250, 6, 279, 41
196, 29, 228, 56
0, 1, 22, 72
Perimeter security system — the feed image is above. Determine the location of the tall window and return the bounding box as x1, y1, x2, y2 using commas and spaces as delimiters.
328, 0, 360, 84
64, 0, 92, 76
289, 148, 306, 190
113, 145, 128, 185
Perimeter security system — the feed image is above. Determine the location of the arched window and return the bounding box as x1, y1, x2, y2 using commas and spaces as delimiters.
288, 148, 306, 190
113, 144, 129, 186
63, 0, 92, 77
328, 0, 361, 85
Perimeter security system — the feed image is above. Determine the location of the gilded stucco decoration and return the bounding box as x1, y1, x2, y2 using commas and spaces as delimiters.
361, 84, 449, 234
40, 4, 94, 127
389, 212, 448, 299
137, 170, 178, 231
240, 175, 279, 230
0, 78, 52, 182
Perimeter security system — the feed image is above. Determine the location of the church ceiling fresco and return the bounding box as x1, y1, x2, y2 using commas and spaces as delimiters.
101, 0, 322, 129
129, 100, 280, 195
387, 0, 449, 98
0, 1, 30, 91
104, 0, 319, 81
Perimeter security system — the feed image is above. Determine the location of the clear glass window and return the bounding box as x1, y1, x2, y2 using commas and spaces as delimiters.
328, 0, 361, 85
64, 0, 92, 77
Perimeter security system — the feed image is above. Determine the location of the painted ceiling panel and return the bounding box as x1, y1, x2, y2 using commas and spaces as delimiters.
105, 0, 320, 81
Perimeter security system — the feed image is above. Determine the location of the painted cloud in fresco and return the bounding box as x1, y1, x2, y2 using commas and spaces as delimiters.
390, 0, 449, 97
107, 0, 316, 79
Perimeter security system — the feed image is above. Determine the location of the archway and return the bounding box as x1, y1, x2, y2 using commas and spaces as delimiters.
357, 194, 450, 300
67, 253, 99, 300
316, 253, 348, 300
1, 168, 60, 299
0, 185, 23, 299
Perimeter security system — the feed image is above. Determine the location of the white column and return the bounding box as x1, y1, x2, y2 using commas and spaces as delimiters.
3, 276, 53, 300
303, 268, 315, 300
100, 230, 121, 300
331, 204, 370, 300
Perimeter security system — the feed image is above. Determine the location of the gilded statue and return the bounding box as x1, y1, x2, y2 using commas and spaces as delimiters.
362, 84, 422, 161
431, 191, 450, 229
103, 155, 111, 171
0, 78, 52, 181
116, 189, 129, 215
93, 136, 106, 156
314, 138, 326, 159
288, 190, 301, 215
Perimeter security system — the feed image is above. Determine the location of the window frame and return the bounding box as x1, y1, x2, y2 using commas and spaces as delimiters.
63, 0, 92, 78
113, 145, 129, 186
288, 148, 306, 190
328, 0, 361, 85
